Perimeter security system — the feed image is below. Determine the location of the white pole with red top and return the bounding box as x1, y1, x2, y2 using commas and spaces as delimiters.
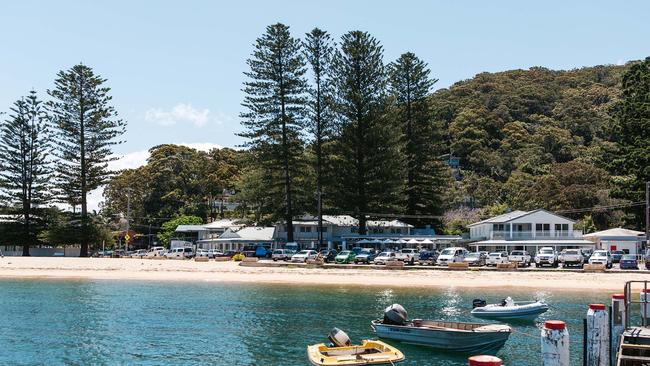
541, 320, 570, 366
641, 289, 650, 326
587, 303, 609, 366
468, 355, 501, 366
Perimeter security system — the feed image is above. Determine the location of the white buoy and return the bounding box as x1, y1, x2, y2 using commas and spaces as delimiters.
611, 294, 626, 363
541, 320, 570, 366
641, 289, 650, 326
468, 355, 502, 366
587, 303, 609, 366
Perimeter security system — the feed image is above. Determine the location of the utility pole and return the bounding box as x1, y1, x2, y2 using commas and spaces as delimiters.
646, 181, 649, 248
317, 189, 323, 249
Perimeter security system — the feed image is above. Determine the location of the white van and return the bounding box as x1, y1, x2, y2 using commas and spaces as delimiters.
436, 247, 468, 266
164, 247, 195, 259
146, 246, 166, 258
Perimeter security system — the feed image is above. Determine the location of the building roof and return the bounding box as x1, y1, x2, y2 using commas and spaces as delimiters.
468, 209, 575, 227
217, 226, 276, 241
367, 219, 414, 228
203, 219, 243, 230
291, 214, 412, 228
472, 239, 594, 246
583, 228, 645, 238
175, 224, 207, 232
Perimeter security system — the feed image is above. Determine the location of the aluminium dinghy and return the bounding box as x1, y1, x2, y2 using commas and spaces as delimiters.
307, 328, 404, 366
471, 297, 549, 320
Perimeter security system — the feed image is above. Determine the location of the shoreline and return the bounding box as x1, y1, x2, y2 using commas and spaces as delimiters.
1, 257, 648, 292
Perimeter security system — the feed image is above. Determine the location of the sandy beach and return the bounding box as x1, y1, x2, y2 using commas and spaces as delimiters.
1, 257, 648, 292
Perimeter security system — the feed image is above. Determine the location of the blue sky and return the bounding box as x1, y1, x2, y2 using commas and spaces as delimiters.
1, 0, 649, 163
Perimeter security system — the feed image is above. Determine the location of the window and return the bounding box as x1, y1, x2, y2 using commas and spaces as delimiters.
536, 224, 550, 231
395, 228, 401, 234
317, 227, 327, 233
299, 226, 312, 233
555, 224, 569, 232
492, 224, 505, 231
351, 227, 358, 233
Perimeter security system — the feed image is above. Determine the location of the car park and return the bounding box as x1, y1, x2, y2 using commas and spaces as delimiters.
374, 251, 397, 265
508, 250, 531, 267
559, 249, 584, 268
418, 250, 439, 265
620, 254, 639, 269
291, 250, 318, 263
463, 252, 486, 267
335, 250, 356, 264
535, 247, 559, 268
588, 250, 613, 269
486, 252, 509, 266
436, 247, 468, 266
611, 250, 625, 263
354, 249, 378, 264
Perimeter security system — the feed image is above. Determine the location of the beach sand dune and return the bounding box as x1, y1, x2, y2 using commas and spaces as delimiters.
0, 257, 647, 291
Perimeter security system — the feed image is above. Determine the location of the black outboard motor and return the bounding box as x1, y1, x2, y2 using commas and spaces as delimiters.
472, 299, 487, 308
328, 327, 351, 347
383, 304, 408, 325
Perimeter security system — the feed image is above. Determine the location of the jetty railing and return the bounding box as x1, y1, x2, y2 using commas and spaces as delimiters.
623, 280, 650, 327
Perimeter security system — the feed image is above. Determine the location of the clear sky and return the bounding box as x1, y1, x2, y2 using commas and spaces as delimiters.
1, 0, 649, 163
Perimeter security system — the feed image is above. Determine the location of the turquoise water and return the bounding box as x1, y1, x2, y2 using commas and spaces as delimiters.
0, 279, 610, 365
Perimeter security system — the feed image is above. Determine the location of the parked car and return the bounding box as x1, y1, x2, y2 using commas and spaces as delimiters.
207, 249, 223, 259
611, 250, 625, 263
582, 249, 593, 262
318, 249, 338, 263
165, 247, 195, 259
508, 250, 531, 267
146, 246, 166, 258
620, 254, 639, 270
436, 247, 468, 266
291, 250, 318, 263
112, 249, 126, 258
219, 250, 237, 258
373, 251, 397, 265
195, 249, 209, 258
335, 250, 356, 264
272, 249, 292, 261
645, 249, 650, 270
486, 252, 509, 266
535, 247, 559, 268
559, 249, 584, 268
418, 250, 439, 266
588, 250, 613, 269
131, 249, 148, 258
351, 247, 364, 255
354, 249, 378, 264
463, 252, 486, 267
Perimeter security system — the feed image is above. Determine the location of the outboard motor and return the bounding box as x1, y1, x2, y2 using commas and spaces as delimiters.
328, 327, 351, 347
383, 304, 408, 325
472, 299, 487, 308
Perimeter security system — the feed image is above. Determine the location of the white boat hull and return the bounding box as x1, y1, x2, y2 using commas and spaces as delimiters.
471, 301, 549, 320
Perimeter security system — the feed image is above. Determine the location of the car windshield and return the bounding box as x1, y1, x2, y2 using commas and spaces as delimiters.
273, 250, 283, 254
379, 252, 391, 256
511, 251, 523, 255
360, 249, 372, 254
298, 250, 310, 255
613, 251, 624, 255
593, 252, 607, 257
466, 253, 479, 258
489, 253, 501, 257
565, 250, 579, 254
540, 249, 554, 254
440, 249, 455, 256
622, 255, 636, 260
340, 251, 350, 255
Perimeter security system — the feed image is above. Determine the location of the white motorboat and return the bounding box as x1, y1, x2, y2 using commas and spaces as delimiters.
471, 297, 549, 320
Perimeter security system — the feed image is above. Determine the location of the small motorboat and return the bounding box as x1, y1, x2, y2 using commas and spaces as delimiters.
471, 297, 549, 320
307, 328, 404, 366
371, 304, 511, 354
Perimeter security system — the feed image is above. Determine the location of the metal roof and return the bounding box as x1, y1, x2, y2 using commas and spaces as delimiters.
583, 227, 645, 238
467, 209, 576, 227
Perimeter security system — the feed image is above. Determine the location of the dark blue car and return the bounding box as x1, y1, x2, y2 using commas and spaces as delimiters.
619, 254, 639, 269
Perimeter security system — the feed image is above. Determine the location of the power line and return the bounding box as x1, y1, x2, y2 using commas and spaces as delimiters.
556, 201, 645, 214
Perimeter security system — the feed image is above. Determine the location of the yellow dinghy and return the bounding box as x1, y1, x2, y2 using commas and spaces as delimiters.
308, 328, 404, 366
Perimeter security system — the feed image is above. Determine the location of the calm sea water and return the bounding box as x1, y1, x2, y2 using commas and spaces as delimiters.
0, 279, 612, 365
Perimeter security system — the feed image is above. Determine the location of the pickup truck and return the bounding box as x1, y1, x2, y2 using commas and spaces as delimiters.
395, 248, 420, 263
508, 250, 532, 267
559, 249, 584, 268
534, 247, 559, 268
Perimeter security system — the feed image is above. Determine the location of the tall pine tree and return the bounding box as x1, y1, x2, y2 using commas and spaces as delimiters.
239, 23, 308, 241
47, 64, 126, 257
0, 91, 51, 256
389, 52, 444, 224
303, 28, 335, 245
613, 56, 650, 227
331, 31, 403, 234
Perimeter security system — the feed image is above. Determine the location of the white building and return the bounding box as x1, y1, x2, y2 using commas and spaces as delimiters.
196, 226, 275, 252
583, 228, 646, 255
468, 209, 594, 254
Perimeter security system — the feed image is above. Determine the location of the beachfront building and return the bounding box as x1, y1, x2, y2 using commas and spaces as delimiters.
274, 215, 462, 250
196, 226, 275, 252
583, 228, 646, 255
467, 209, 594, 254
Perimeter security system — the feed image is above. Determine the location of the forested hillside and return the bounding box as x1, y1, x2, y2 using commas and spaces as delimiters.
433, 65, 629, 231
